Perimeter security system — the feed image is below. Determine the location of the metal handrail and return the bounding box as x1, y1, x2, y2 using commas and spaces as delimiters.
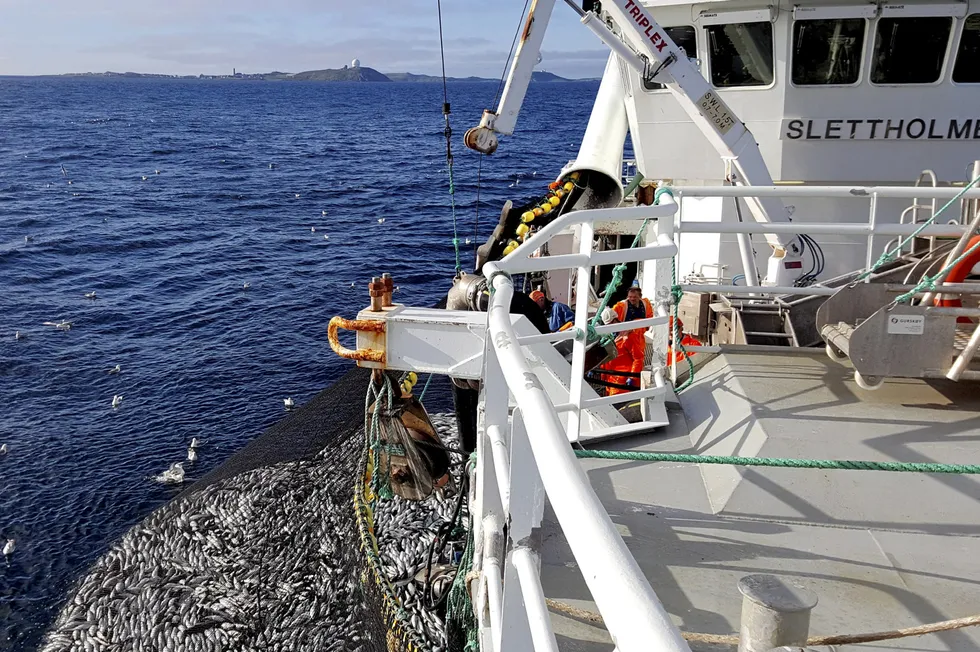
482, 273, 690, 652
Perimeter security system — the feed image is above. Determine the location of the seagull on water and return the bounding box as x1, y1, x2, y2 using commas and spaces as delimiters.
294, 193, 301, 199
154, 170, 160, 175
321, 210, 327, 216
243, 282, 250, 290
323, 235, 329, 241
465, 238, 472, 245
153, 462, 185, 485
187, 447, 197, 463
350, 282, 356, 289
67, 180, 72, 185
24, 235, 34, 243
111, 394, 123, 409
43, 320, 72, 330
61, 164, 68, 178
269, 163, 275, 169
141, 176, 148, 181
311, 226, 316, 233
84, 291, 97, 300
284, 397, 296, 411
377, 218, 385, 224
1, 443, 7, 455
3, 539, 14, 557
189, 437, 203, 449
108, 364, 122, 374
14, 331, 24, 341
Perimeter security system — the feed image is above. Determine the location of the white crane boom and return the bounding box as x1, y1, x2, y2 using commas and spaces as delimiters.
465, 0, 805, 285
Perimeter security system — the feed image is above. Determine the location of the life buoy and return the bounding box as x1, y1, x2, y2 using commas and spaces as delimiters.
934, 235, 980, 324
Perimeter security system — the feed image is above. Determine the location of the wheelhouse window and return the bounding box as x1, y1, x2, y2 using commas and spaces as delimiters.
871, 17, 952, 84
706, 22, 774, 87
792, 18, 865, 85
953, 14, 980, 83
642, 25, 697, 90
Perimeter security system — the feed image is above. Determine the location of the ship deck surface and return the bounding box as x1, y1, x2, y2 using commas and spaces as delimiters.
542, 349, 980, 651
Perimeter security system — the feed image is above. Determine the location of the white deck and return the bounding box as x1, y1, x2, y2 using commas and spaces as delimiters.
541, 349, 980, 650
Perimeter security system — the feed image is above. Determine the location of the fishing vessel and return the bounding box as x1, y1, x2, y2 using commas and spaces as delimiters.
39, 0, 980, 651
325, 0, 980, 650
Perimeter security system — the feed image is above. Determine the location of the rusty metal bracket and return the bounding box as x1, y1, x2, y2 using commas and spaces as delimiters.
328, 316, 386, 364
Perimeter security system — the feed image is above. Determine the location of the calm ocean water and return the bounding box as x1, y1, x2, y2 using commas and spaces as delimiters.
0, 77, 599, 650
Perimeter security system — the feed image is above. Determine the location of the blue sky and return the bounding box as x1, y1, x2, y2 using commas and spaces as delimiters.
0, 0, 609, 78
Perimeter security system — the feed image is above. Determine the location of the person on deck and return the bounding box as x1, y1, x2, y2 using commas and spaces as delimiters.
610, 282, 653, 379
530, 290, 575, 333
595, 307, 643, 395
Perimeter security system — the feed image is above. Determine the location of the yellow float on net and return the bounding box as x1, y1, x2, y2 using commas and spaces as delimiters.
521, 210, 535, 223
548, 195, 561, 207
502, 240, 520, 256
564, 181, 574, 191
515, 223, 530, 238
539, 202, 552, 214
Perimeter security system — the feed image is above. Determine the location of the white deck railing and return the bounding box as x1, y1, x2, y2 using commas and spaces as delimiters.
672, 184, 980, 297
468, 181, 980, 651
475, 199, 689, 652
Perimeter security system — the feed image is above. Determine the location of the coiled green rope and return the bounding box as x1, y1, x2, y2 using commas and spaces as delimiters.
574, 449, 980, 474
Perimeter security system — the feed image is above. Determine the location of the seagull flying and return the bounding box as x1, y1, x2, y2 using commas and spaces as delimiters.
111, 394, 123, 409
153, 462, 185, 485
284, 397, 296, 411
43, 320, 72, 330
3, 539, 14, 557
84, 291, 97, 300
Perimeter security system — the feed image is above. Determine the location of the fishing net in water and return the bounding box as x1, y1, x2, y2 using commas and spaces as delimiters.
40, 365, 475, 652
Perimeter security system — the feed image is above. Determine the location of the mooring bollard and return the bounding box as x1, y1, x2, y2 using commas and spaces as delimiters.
737, 574, 818, 652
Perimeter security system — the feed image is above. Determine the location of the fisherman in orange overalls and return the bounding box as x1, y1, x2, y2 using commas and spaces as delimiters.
611, 283, 653, 382
595, 307, 645, 395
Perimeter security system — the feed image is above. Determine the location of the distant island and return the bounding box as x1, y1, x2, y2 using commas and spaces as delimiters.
53, 66, 584, 83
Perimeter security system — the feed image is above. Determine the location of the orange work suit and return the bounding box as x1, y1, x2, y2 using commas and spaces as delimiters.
612, 297, 653, 375
596, 333, 645, 395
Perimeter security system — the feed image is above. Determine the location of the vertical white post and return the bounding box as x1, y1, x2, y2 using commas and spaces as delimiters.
499, 409, 555, 651
865, 192, 878, 282
476, 342, 507, 639
567, 222, 595, 442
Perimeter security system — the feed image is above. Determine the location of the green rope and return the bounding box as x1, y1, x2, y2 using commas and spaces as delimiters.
447, 157, 462, 276
574, 449, 980, 474
857, 174, 980, 281
670, 256, 696, 392
364, 375, 395, 501
418, 373, 435, 402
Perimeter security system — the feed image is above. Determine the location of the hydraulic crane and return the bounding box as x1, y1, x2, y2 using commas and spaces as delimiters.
464, 0, 806, 286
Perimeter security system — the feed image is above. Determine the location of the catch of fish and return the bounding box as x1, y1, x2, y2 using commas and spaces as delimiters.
41, 413, 466, 652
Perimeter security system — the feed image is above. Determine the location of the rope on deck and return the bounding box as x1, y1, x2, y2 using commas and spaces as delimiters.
545, 598, 980, 647
573, 449, 980, 474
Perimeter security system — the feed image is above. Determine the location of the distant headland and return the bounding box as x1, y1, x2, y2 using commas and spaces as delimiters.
50, 66, 585, 83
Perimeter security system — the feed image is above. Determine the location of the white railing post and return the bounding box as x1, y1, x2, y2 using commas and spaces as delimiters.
475, 342, 508, 645
865, 192, 878, 282
499, 409, 557, 651
566, 222, 595, 442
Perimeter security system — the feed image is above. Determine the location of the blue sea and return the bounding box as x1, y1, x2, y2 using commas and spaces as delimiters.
0, 77, 599, 650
